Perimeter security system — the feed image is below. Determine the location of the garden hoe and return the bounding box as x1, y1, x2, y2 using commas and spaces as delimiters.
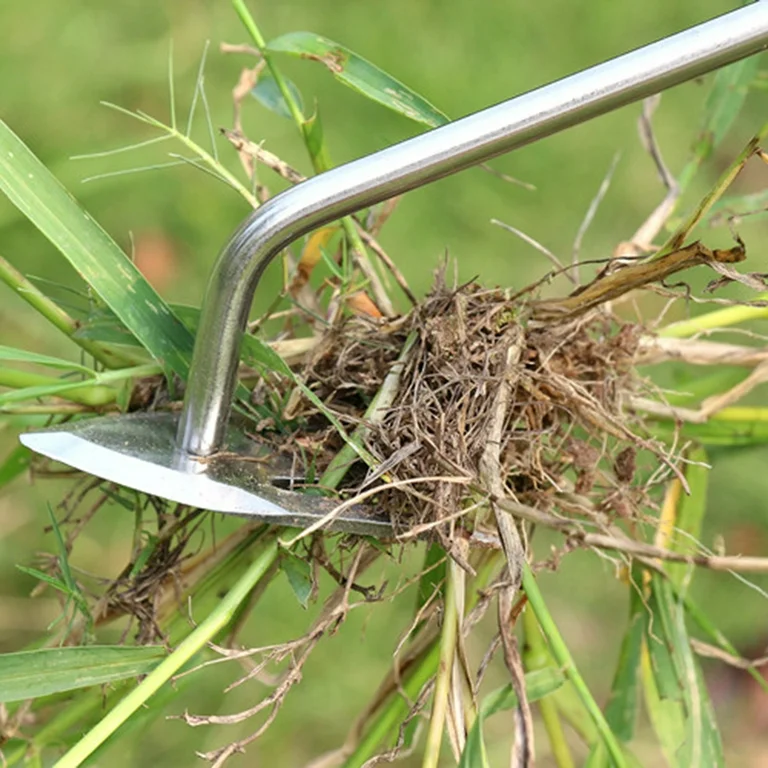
20, 3, 768, 536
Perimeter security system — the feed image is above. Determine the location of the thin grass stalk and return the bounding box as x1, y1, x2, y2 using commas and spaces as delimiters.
231, 0, 395, 316
0, 254, 134, 368
659, 295, 768, 339
521, 564, 627, 768
422, 555, 460, 768
522, 606, 575, 768
341, 553, 502, 767
320, 331, 417, 489
97, 103, 259, 209
231, 0, 304, 126
0, 369, 117, 406
54, 532, 281, 768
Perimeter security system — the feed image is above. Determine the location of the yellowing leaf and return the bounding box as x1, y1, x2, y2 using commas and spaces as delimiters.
347, 291, 383, 319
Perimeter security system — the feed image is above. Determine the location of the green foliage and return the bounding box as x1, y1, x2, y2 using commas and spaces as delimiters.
0, 121, 194, 380
266, 32, 449, 128
602, 583, 646, 743
251, 71, 304, 120
279, 548, 313, 608
0, 646, 166, 703
0, 1, 767, 767
459, 668, 567, 768
0, 443, 31, 488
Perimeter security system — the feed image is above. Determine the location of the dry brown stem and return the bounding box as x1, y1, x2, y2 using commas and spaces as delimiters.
531, 239, 745, 322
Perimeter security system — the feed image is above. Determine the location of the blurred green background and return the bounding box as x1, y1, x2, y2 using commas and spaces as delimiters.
1, 0, 767, 765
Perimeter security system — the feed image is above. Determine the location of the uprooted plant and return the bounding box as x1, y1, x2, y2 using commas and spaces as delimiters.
1, 2, 768, 767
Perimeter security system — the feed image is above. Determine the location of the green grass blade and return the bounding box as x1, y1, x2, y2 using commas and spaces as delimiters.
266, 32, 449, 128
677, 57, 761, 191
0, 120, 194, 379
644, 576, 724, 768
646, 580, 683, 702
251, 70, 304, 119
648, 416, 768, 447
666, 447, 708, 590
641, 643, 686, 768
279, 549, 312, 608
0, 444, 31, 488
458, 714, 491, 768
657, 121, 768, 256
0, 362, 158, 407
0, 345, 94, 374
0, 646, 166, 703
16, 565, 71, 596
479, 668, 566, 717
602, 583, 647, 742
459, 668, 565, 768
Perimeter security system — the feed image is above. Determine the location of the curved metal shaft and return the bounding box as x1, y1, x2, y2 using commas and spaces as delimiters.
179, 3, 768, 457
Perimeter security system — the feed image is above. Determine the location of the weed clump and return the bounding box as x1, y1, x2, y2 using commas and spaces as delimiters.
301, 271, 658, 552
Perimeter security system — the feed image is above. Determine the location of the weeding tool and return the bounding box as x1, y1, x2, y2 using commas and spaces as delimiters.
20, 4, 768, 536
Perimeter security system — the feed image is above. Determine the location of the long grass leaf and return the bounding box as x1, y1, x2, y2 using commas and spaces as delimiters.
266, 32, 448, 128
645, 576, 724, 768
649, 417, 768, 446
0, 646, 166, 703
657, 122, 768, 256
251, 71, 305, 119
678, 57, 761, 191
479, 668, 566, 717
0, 120, 194, 378
0, 345, 94, 374
641, 643, 686, 768
602, 583, 647, 742
0, 362, 158, 406
666, 447, 708, 589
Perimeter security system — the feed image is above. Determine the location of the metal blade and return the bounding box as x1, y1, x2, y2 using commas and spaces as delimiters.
19, 413, 392, 537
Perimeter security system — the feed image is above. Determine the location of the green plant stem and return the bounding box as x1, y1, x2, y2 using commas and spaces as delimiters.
522, 605, 575, 768
232, 0, 305, 126
321, 331, 417, 489
232, 0, 395, 316
658, 294, 768, 339
344, 639, 442, 768
522, 564, 626, 768
422, 556, 459, 768
342, 553, 502, 768
0, 369, 116, 406
0, 362, 159, 406
0, 403, 115, 415
0, 254, 132, 368
54, 533, 280, 768
6, 527, 273, 765
101, 103, 260, 209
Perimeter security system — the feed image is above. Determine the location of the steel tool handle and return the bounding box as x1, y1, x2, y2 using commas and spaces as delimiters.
178, 3, 768, 458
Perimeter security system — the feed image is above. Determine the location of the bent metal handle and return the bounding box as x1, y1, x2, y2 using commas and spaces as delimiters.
178, 3, 768, 458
